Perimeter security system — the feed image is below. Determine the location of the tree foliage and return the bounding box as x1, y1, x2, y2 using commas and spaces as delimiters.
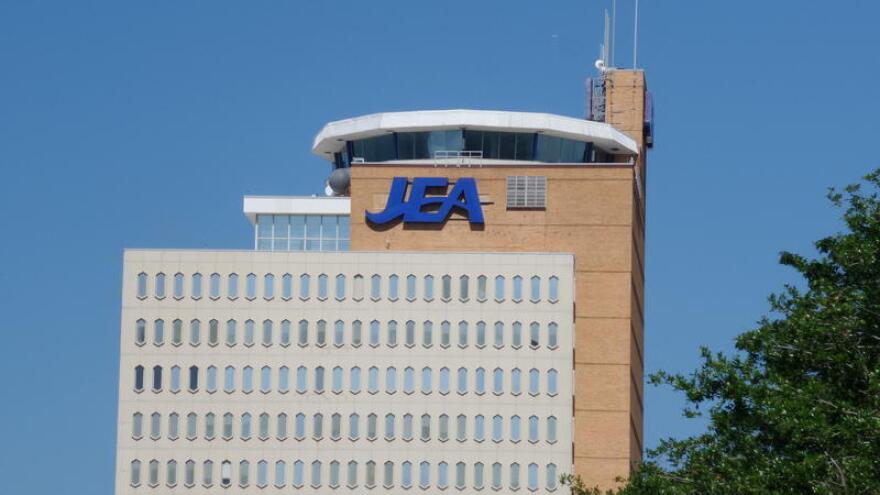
566, 170, 880, 495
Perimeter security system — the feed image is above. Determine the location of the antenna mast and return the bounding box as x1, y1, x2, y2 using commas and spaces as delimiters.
633, 0, 639, 68
610, 0, 617, 67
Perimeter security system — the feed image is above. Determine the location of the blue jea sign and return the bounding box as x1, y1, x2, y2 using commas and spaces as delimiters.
366, 177, 484, 225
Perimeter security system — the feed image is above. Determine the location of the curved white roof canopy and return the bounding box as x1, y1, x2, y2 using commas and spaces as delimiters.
312, 109, 639, 160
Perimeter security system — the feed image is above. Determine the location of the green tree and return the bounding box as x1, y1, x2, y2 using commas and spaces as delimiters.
565, 170, 880, 495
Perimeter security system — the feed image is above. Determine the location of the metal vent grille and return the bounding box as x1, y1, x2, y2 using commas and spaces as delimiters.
506, 176, 547, 209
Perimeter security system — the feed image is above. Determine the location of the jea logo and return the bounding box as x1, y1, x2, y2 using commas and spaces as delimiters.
366, 177, 485, 225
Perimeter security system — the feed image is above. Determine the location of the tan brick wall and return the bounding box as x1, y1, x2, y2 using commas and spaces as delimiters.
347, 70, 648, 490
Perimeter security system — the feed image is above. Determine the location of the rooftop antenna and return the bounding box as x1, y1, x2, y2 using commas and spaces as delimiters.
595, 8, 610, 72
610, 0, 617, 67
633, 0, 639, 68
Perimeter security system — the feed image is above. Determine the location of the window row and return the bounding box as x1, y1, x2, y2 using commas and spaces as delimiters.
133, 365, 561, 397
131, 411, 560, 444
130, 458, 559, 492
136, 272, 561, 304
134, 318, 560, 350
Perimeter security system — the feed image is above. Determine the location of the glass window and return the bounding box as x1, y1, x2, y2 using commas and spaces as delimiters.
367, 413, 378, 440
406, 274, 416, 300
318, 273, 328, 299
349, 413, 360, 440
404, 366, 415, 394
154, 273, 165, 298
293, 460, 304, 487
528, 463, 538, 491
549, 275, 559, 302
513, 275, 523, 302
370, 274, 381, 300
424, 275, 434, 301
170, 365, 180, 392
475, 414, 486, 442
368, 366, 379, 394
530, 275, 540, 302
224, 319, 236, 346
244, 319, 254, 346
459, 275, 469, 300
421, 367, 432, 394
207, 273, 219, 299
492, 415, 503, 442
306, 215, 321, 251
420, 414, 431, 441
314, 366, 325, 393
369, 320, 380, 347
385, 413, 395, 440
173, 272, 184, 299
547, 415, 558, 443
172, 319, 182, 346
494, 321, 504, 348
438, 413, 449, 441
132, 412, 143, 439
365, 460, 375, 488
335, 274, 345, 300
224, 366, 235, 393
136, 273, 148, 298
419, 461, 430, 489
207, 319, 218, 346
135, 319, 146, 346
457, 367, 468, 395
312, 413, 323, 439
510, 462, 520, 490
549, 322, 559, 349
245, 273, 256, 299
274, 461, 286, 487
256, 460, 267, 487
350, 366, 362, 393
295, 413, 306, 440
263, 273, 274, 299
134, 365, 144, 392
530, 321, 540, 349
239, 460, 250, 487
511, 368, 522, 395
547, 463, 558, 490
296, 366, 307, 393
148, 459, 159, 486
222, 412, 233, 440
495, 275, 505, 301
227, 273, 238, 299
352, 319, 362, 346
167, 460, 178, 487
388, 274, 399, 300
441, 274, 452, 300
334, 320, 344, 347
280, 319, 291, 346
403, 413, 413, 441
185, 460, 195, 487
405, 320, 415, 347
206, 365, 217, 393
529, 415, 539, 443
242, 366, 253, 393
299, 273, 310, 299
330, 413, 341, 440
257, 414, 268, 440
329, 461, 340, 488
477, 275, 487, 301
347, 461, 358, 488
493, 368, 504, 395
150, 412, 161, 439
258, 366, 270, 393
548, 369, 558, 396
474, 462, 485, 490
387, 320, 398, 347
441, 320, 451, 347
475, 367, 486, 395
529, 368, 540, 396
189, 319, 200, 346
320, 215, 337, 251
402, 461, 412, 488
476, 321, 486, 347
186, 413, 197, 440
332, 366, 343, 394
298, 320, 308, 346
316, 319, 326, 346
241, 413, 252, 440
281, 273, 292, 299
512, 321, 522, 348
423, 320, 433, 347
205, 413, 215, 440
455, 462, 466, 490
438, 461, 449, 489
511, 415, 522, 443
386, 366, 397, 393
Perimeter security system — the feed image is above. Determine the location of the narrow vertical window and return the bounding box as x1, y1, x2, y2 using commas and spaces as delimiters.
476, 321, 486, 347
296, 366, 307, 393
384, 461, 394, 488
224, 366, 235, 393
477, 275, 487, 301
205, 412, 215, 440
352, 274, 364, 300
299, 273, 310, 299
475, 367, 486, 395
438, 413, 449, 441
239, 460, 250, 487
530, 321, 540, 349
386, 366, 397, 394
172, 319, 182, 346
404, 367, 415, 394
167, 460, 178, 487
474, 462, 484, 490
169, 412, 181, 440
134, 365, 144, 392
222, 413, 233, 440
297, 319, 308, 346
529, 415, 539, 443
150, 412, 161, 439
170, 365, 180, 392
424, 274, 434, 301
188, 365, 198, 392
512, 321, 522, 348
330, 413, 341, 440
350, 366, 362, 393
492, 415, 503, 442
421, 367, 432, 394
263, 273, 274, 299
295, 413, 306, 440
227, 273, 239, 299
439, 367, 450, 395
274, 461, 286, 487
191, 273, 202, 299
186, 413, 197, 440
511, 415, 522, 443
149, 460, 159, 486
259, 366, 270, 393
494, 321, 504, 348
258, 460, 268, 487
405, 320, 415, 347
513, 275, 523, 302
279, 365, 289, 393
549, 275, 559, 302
280, 319, 291, 346
402, 461, 413, 488
511, 368, 522, 395
528, 463, 538, 491
329, 461, 340, 488
529, 368, 540, 396
208, 319, 218, 346
206, 365, 217, 393
547, 415, 558, 443
189, 319, 201, 346
318, 273, 328, 299
241, 273, 254, 299
406, 274, 416, 300
349, 413, 360, 440
459, 275, 469, 301
365, 461, 376, 488
368, 366, 379, 394
457, 367, 468, 395
423, 320, 433, 347
203, 459, 214, 486
225, 319, 236, 346
153, 319, 164, 345
282, 273, 293, 299
347, 461, 358, 488
419, 461, 430, 489
510, 462, 520, 490
315, 366, 325, 393
259, 412, 269, 440
458, 321, 468, 348
262, 319, 272, 347
334, 320, 344, 347
242, 366, 253, 393
244, 319, 255, 346
387, 320, 398, 347
335, 274, 346, 300
154, 273, 165, 299
530, 275, 541, 302
388, 274, 399, 300
332, 366, 343, 394
185, 460, 195, 487
369, 320, 380, 347
548, 368, 558, 396
494, 275, 505, 301
313, 413, 324, 439
438, 462, 449, 490
403, 414, 413, 441
440, 321, 451, 348
420, 414, 431, 441
312, 461, 323, 488
241, 413, 252, 440
492, 463, 502, 490
385, 413, 395, 440
352, 319, 362, 346
370, 274, 381, 300
441, 274, 452, 301
455, 462, 466, 490
209, 272, 220, 299
367, 413, 378, 440
547, 463, 558, 490
293, 460, 304, 487
221, 460, 232, 487
548, 322, 559, 349
136, 273, 147, 299
135, 319, 146, 346
132, 412, 143, 439
493, 368, 504, 395
456, 413, 467, 441
173, 272, 184, 299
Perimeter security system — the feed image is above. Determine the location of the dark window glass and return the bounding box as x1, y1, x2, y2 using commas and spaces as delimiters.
515, 133, 535, 160
499, 132, 516, 159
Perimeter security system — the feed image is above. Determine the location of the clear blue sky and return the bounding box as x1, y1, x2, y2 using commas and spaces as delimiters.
1, 1, 878, 492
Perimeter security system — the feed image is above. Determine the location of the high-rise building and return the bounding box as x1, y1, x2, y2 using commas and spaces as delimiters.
115, 68, 652, 493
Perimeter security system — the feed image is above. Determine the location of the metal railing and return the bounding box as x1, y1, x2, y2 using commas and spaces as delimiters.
433, 150, 484, 167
